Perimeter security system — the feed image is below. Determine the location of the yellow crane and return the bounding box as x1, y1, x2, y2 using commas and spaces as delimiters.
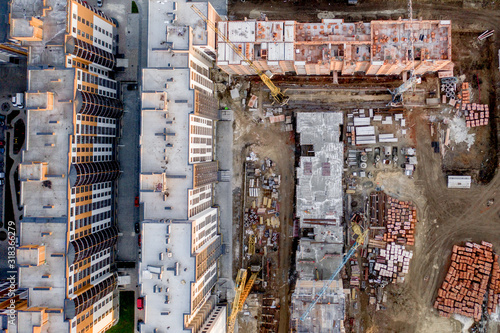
191, 5, 289, 106
227, 268, 260, 333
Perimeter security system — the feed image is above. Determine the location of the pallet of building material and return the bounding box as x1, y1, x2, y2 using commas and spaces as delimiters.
464, 104, 489, 128
368, 239, 387, 249
434, 241, 500, 321
383, 196, 417, 246
372, 243, 412, 281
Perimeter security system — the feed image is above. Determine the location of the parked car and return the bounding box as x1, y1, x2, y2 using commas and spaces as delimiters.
0, 180, 4, 186
0, 115, 5, 121
0, 140, 5, 147
0, 148, 5, 154
137, 297, 144, 310
135, 222, 140, 234
137, 319, 144, 332
97, 0, 102, 7
135, 196, 140, 207
138, 234, 141, 247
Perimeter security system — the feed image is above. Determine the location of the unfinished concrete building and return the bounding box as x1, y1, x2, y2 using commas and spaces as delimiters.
291, 280, 346, 333
217, 18, 452, 76
291, 113, 345, 332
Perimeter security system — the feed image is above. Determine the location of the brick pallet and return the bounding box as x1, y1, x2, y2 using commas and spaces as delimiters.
434, 241, 500, 321
462, 103, 489, 128
383, 196, 417, 246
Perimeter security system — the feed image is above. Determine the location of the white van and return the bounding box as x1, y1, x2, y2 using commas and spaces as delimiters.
11, 96, 16, 106
16, 93, 24, 108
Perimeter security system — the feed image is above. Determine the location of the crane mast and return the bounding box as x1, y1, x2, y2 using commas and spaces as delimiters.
191, 5, 289, 106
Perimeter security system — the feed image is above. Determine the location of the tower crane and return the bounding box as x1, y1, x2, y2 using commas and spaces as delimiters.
299, 226, 369, 322
227, 268, 260, 333
389, 0, 419, 106
191, 5, 289, 106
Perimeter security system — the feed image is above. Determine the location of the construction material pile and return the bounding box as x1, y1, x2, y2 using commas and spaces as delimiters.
371, 243, 413, 283
441, 77, 457, 99
458, 82, 470, 104
463, 103, 489, 128
383, 197, 417, 246
434, 241, 500, 321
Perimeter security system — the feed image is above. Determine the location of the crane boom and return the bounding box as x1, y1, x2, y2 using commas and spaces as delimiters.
299, 230, 368, 321
227, 269, 260, 333
191, 5, 289, 105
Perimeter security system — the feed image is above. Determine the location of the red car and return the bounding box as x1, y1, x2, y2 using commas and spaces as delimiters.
137, 297, 144, 310
138, 234, 141, 247
135, 196, 140, 207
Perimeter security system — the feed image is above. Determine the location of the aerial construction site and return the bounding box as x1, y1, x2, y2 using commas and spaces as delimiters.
2, 0, 499, 333
217, 0, 500, 333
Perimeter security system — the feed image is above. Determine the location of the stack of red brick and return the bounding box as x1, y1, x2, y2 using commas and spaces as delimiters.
463, 103, 489, 127
383, 196, 417, 246
434, 241, 500, 321
460, 82, 470, 104
487, 260, 500, 315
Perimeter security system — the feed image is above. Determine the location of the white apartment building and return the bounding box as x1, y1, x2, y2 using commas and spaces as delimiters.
138, 0, 226, 332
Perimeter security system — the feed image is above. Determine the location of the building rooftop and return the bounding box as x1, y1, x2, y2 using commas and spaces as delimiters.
18, 219, 67, 309
141, 68, 195, 220
295, 112, 344, 281
291, 280, 345, 333
147, 0, 216, 67
20, 68, 74, 218
296, 112, 343, 223
217, 18, 451, 67
11, 0, 67, 66
18, 310, 68, 333
371, 20, 451, 63
139, 221, 193, 333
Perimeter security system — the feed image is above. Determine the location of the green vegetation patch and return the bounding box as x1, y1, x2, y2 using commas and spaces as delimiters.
131, 1, 139, 13
107, 291, 135, 333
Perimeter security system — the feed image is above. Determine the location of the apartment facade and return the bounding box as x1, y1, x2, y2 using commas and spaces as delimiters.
10, 0, 122, 332
138, 0, 226, 332
217, 18, 453, 76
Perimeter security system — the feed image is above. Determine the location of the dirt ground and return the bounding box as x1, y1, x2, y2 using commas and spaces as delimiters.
358, 108, 500, 333
224, 0, 500, 332
222, 80, 295, 333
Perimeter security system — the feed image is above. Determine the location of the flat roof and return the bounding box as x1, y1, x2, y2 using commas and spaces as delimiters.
139, 221, 193, 333
447, 175, 471, 188
18, 220, 67, 308
21, 68, 75, 218
295, 112, 344, 281
18, 310, 68, 333
11, 0, 67, 66
141, 68, 194, 220
217, 18, 451, 65
296, 112, 343, 222
291, 280, 345, 333
147, 0, 212, 67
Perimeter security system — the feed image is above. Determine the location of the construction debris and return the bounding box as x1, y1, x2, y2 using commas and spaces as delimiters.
434, 241, 500, 321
